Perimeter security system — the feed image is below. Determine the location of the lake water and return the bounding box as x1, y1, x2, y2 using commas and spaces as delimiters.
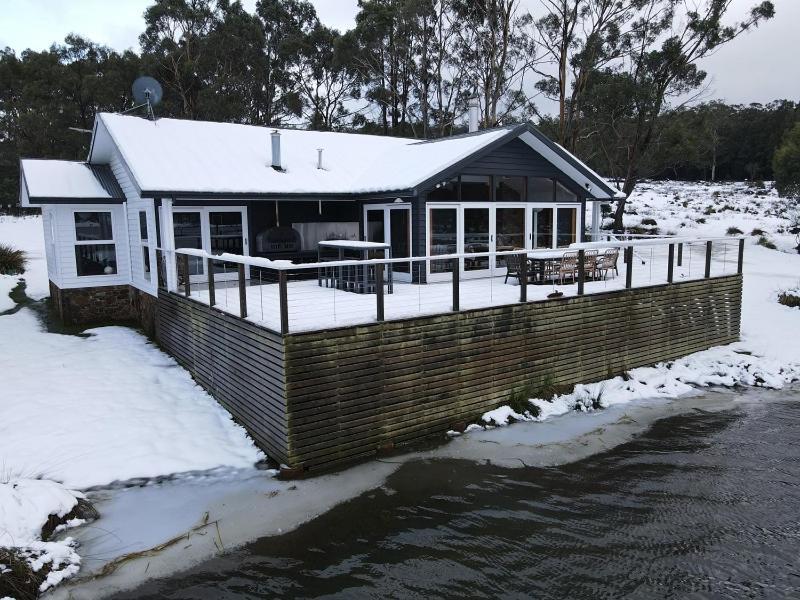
114, 395, 800, 599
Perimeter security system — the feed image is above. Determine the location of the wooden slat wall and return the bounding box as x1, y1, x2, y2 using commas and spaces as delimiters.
156, 293, 289, 464
283, 275, 742, 472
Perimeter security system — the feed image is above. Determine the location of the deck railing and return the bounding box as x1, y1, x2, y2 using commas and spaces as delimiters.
156, 235, 745, 335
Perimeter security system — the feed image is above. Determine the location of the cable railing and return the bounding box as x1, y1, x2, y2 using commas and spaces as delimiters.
155, 235, 745, 335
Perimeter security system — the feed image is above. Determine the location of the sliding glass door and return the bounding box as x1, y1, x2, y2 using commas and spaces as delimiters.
363, 204, 412, 282
173, 206, 249, 282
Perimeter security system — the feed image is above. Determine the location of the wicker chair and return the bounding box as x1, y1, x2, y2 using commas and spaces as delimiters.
559, 251, 579, 284
597, 248, 620, 280
583, 249, 599, 280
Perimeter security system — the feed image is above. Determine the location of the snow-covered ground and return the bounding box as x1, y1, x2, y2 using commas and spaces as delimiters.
1, 180, 799, 597
0, 215, 49, 311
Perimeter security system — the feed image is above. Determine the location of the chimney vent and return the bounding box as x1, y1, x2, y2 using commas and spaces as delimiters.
271, 130, 282, 170
317, 148, 324, 170
468, 96, 480, 133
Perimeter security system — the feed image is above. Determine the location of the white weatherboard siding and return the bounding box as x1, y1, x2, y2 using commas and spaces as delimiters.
41, 205, 60, 286
50, 204, 130, 289
111, 146, 157, 295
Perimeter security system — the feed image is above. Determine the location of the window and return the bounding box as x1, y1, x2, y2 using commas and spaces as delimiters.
496, 176, 525, 202
74, 212, 117, 276
139, 210, 151, 281
427, 178, 459, 202
529, 178, 554, 202
556, 181, 578, 202
460, 175, 491, 201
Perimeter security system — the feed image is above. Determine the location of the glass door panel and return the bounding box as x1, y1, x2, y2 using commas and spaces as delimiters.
495, 207, 525, 270
463, 207, 490, 274
366, 209, 384, 243
173, 211, 204, 278
209, 211, 245, 276
389, 208, 410, 274
532, 207, 554, 249
557, 207, 578, 248
429, 207, 458, 276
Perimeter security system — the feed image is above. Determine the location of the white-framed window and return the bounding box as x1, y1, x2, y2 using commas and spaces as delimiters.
73, 211, 118, 277
139, 210, 151, 281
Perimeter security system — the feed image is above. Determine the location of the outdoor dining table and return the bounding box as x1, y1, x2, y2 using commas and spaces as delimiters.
318, 240, 393, 294
527, 249, 570, 284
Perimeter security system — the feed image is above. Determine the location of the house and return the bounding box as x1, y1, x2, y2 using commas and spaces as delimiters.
18, 112, 741, 473
20, 110, 618, 324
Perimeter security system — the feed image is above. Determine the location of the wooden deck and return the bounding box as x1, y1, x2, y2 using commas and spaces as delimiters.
182, 241, 741, 334
154, 270, 743, 473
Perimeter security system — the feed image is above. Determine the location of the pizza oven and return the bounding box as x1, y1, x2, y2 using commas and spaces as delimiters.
255, 226, 302, 255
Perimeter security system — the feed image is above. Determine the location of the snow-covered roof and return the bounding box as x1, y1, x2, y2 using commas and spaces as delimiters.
91, 112, 517, 196
19, 159, 122, 203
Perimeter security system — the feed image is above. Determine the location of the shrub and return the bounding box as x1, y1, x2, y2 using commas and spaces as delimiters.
750, 228, 766, 236
726, 227, 744, 235
778, 290, 800, 308
695, 217, 707, 224
0, 244, 25, 275
703, 206, 716, 215
641, 218, 657, 226
757, 236, 777, 250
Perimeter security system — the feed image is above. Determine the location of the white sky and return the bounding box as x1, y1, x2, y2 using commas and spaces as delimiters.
1, 0, 797, 115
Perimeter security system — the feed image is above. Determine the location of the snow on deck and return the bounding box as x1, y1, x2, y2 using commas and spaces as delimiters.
187, 241, 743, 334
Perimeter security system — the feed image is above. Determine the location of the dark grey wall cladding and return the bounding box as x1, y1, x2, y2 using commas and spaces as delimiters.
156, 293, 289, 464
283, 275, 742, 472
154, 275, 742, 474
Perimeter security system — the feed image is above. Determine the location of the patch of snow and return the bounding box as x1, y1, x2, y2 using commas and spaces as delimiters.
0, 309, 264, 490
0, 478, 85, 591
0, 215, 48, 311
481, 405, 530, 426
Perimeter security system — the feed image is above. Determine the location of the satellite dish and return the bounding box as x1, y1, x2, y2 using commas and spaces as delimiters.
132, 76, 163, 106
130, 76, 163, 120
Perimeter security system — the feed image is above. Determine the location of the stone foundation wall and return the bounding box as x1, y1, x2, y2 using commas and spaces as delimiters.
129, 287, 159, 337
49, 281, 137, 326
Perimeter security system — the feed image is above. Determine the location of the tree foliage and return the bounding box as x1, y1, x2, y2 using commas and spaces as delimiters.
0, 0, 793, 211
773, 122, 800, 199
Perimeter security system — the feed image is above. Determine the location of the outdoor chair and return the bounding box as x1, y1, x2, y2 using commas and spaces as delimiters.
597, 248, 620, 280
559, 251, 579, 284
504, 249, 531, 285
584, 249, 599, 279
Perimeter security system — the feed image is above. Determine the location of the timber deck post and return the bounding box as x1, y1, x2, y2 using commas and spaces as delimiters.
705, 241, 713, 278
182, 254, 190, 297
677, 243, 683, 266
737, 238, 745, 274
238, 263, 247, 318
376, 263, 385, 322
207, 258, 215, 306
519, 253, 528, 302
452, 258, 459, 311
625, 246, 633, 289
667, 243, 675, 283
577, 249, 585, 295
278, 271, 289, 335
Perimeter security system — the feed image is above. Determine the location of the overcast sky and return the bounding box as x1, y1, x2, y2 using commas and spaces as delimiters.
2, 0, 797, 115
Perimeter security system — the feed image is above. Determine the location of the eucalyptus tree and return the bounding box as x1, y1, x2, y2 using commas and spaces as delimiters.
254, 0, 317, 126
140, 0, 221, 119
451, 0, 538, 128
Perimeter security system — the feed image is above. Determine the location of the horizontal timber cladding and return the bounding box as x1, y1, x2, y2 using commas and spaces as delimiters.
283, 275, 742, 471
155, 292, 289, 464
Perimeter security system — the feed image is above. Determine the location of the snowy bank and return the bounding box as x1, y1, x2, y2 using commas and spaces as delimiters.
0, 478, 93, 595
0, 309, 263, 490
0, 215, 48, 313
